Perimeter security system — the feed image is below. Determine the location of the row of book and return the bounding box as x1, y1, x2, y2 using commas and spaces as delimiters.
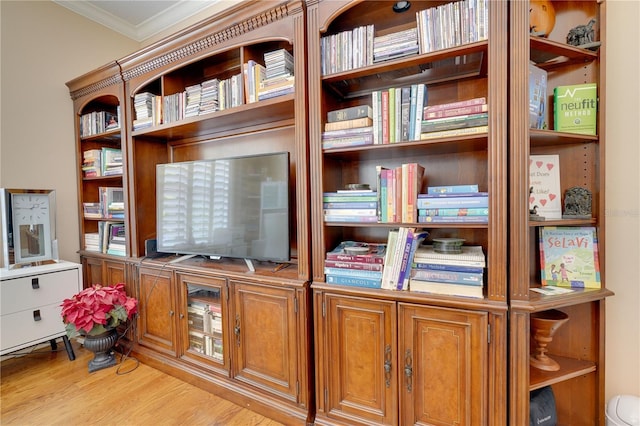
323, 234, 486, 299
83, 186, 124, 219
377, 163, 425, 223
133, 48, 294, 130
319, 0, 489, 76
372, 84, 428, 144
82, 147, 122, 178
416, 0, 489, 54
420, 97, 488, 139
85, 220, 126, 256
529, 62, 598, 135
80, 109, 120, 137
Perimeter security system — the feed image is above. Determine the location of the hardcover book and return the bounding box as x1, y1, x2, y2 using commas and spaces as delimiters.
529, 62, 548, 129
326, 241, 387, 264
327, 105, 373, 123
529, 154, 562, 220
553, 83, 597, 135
539, 226, 601, 288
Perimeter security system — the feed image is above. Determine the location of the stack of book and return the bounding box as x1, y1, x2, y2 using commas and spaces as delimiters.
162, 92, 184, 124
322, 105, 374, 149
82, 202, 101, 219
409, 245, 485, 298
258, 49, 294, 101
381, 227, 429, 290
82, 149, 102, 177
101, 147, 122, 176
373, 27, 419, 63
320, 24, 374, 75
199, 78, 220, 114
99, 186, 125, 219
324, 241, 386, 288
133, 92, 161, 130
416, 189, 488, 223
376, 163, 425, 223
185, 83, 203, 117
217, 73, 243, 110
372, 83, 427, 144
420, 97, 488, 139
416, 0, 489, 54
84, 232, 100, 252
95, 220, 126, 256
323, 189, 378, 223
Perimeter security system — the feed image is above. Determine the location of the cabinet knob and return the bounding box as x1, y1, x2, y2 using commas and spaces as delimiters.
31, 278, 40, 289
169, 310, 175, 317
33, 310, 42, 321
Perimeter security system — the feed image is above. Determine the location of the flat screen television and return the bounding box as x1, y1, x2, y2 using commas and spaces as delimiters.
156, 152, 290, 262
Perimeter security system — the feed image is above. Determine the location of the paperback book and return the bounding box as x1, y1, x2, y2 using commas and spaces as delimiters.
553, 83, 597, 135
529, 154, 561, 220
539, 226, 601, 288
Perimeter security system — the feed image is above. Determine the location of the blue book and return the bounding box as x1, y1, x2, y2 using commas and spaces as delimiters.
416, 193, 488, 209
325, 274, 382, 289
427, 184, 480, 194
413, 262, 484, 274
410, 269, 483, 286
323, 267, 383, 278
418, 215, 488, 223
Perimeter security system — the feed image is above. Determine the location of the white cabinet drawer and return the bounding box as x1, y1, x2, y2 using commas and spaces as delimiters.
0, 302, 66, 352
1, 269, 79, 315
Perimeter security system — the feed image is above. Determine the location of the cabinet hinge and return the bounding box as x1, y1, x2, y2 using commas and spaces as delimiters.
324, 388, 328, 406
296, 380, 300, 397
322, 300, 326, 318
487, 323, 491, 344
224, 283, 229, 301
294, 295, 298, 313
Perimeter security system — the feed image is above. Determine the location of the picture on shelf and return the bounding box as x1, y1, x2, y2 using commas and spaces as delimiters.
529, 154, 561, 220
539, 226, 601, 288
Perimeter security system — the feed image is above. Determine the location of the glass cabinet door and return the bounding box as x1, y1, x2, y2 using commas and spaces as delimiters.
186, 284, 223, 361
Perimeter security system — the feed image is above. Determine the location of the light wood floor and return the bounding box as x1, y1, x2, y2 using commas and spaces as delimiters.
1, 340, 284, 425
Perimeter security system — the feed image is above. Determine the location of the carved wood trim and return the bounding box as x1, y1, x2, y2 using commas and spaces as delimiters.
121, 4, 292, 82
68, 73, 122, 101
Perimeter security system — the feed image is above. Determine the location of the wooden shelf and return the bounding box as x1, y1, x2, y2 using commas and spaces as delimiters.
530, 36, 599, 70
530, 355, 596, 391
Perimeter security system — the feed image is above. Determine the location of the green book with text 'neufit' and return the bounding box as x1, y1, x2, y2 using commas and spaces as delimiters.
553, 83, 597, 135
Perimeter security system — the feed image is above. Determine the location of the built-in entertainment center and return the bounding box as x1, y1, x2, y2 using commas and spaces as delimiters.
65, 0, 610, 424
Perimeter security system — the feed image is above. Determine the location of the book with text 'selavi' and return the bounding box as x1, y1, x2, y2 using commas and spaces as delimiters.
539, 226, 601, 288
553, 83, 597, 135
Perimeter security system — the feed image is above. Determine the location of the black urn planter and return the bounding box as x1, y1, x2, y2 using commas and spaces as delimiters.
83, 328, 118, 373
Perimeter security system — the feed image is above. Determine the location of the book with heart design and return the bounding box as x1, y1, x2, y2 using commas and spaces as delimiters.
529, 154, 561, 219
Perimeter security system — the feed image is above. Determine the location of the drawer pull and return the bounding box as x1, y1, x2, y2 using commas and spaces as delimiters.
33, 310, 42, 321
32, 278, 40, 289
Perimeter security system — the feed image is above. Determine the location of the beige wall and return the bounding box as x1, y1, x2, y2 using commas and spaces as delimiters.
1, 0, 638, 404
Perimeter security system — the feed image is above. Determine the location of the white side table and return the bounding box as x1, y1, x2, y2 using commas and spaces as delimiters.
0, 261, 82, 359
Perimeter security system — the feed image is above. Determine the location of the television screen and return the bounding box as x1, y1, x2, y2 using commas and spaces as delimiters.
156, 152, 290, 262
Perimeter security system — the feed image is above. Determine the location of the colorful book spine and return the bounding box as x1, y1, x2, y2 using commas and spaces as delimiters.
418, 215, 488, 223
323, 194, 378, 202
413, 262, 484, 274
410, 269, 484, 285
323, 267, 383, 278
324, 260, 383, 271
421, 113, 489, 133
423, 97, 486, 113
427, 184, 479, 194
324, 117, 373, 131
419, 207, 489, 216
323, 209, 377, 216
323, 201, 378, 209
416, 193, 488, 209
325, 274, 382, 288
324, 215, 378, 223
419, 125, 488, 140
423, 104, 488, 120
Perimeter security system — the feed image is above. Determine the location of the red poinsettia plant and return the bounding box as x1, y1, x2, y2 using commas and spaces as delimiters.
61, 283, 137, 337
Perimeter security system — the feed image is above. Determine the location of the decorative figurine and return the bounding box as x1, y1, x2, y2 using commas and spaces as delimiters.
566, 19, 601, 50
529, 0, 556, 37
530, 186, 546, 221
562, 187, 592, 219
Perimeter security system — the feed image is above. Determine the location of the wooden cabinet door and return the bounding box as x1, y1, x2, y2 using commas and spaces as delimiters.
231, 280, 299, 402
323, 294, 397, 425
399, 304, 488, 426
82, 255, 103, 287
137, 266, 177, 356
104, 260, 126, 285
